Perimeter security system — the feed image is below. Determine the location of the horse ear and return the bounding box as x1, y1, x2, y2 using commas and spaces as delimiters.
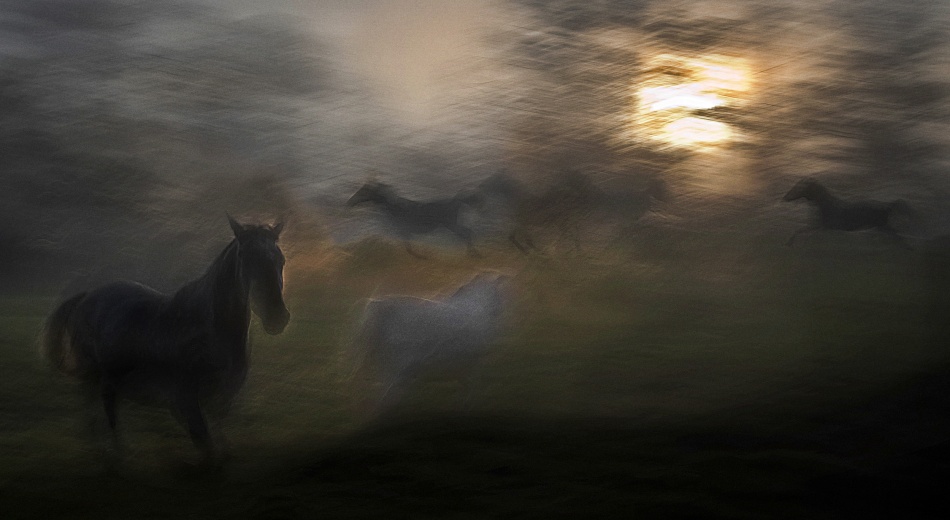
271, 221, 284, 238
228, 214, 244, 237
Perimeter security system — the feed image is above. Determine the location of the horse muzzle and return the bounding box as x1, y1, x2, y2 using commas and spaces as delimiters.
261, 306, 290, 335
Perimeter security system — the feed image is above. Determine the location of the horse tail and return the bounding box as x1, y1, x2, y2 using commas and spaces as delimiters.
42, 292, 86, 376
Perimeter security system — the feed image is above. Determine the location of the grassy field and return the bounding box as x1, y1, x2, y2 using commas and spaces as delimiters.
2, 226, 948, 518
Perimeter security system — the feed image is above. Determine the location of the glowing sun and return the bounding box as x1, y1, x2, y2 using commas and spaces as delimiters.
634, 54, 750, 148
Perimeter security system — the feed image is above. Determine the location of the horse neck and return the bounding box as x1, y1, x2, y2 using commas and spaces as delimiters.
808, 184, 838, 210
381, 190, 419, 213
363, 188, 397, 209
203, 240, 251, 344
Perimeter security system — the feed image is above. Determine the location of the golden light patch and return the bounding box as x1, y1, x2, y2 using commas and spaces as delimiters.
633, 54, 750, 149
661, 117, 732, 146
639, 85, 724, 112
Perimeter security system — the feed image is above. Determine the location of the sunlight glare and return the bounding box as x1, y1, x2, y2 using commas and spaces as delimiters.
632, 54, 750, 149
661, 117, 732, 146
640, 85, 724, 112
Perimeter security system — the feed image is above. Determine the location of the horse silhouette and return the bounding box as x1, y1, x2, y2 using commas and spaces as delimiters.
347, 272, 511, 414
783, 177, 913, 247
478, 171, 666, 253
43, 216, 289, 467
347, 180, 483, 257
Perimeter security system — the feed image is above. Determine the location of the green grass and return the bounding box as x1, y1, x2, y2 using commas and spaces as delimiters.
1, 229, 947, 518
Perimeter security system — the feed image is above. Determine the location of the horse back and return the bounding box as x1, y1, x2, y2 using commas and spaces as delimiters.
831, 200, 894, 230
80, 281, 165, 336
74, 281, 212, 373
386, 197, 463, 232
383, 294, 499, 356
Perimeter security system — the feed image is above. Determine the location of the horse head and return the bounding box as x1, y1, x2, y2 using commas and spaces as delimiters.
229, 216, 290, 335
347, 181, 391, 207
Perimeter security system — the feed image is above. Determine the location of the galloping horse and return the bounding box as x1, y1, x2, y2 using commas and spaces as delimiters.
347, 181, 483, 257
348, 272, 511, 413
43, 217, 290, 465
783, 177, 913, 247
478, 171, 667, 253
477, 171, 594, 253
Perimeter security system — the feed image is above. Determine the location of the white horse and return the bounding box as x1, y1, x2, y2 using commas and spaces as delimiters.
347, 272, 511, 414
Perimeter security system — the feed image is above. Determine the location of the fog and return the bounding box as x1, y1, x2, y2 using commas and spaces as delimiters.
1, 0, 947, 291
2, 1, 950, 515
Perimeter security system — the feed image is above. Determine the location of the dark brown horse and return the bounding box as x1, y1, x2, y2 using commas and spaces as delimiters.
478, 171, 667, 253
783, 177, 912, 247
347, 180, 483, 257
43, 216, 290, 466
475, 171, 590, 253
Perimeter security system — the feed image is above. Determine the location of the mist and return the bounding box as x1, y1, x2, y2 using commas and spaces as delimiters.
2, 0, 949, 517
1, 0, 947, 288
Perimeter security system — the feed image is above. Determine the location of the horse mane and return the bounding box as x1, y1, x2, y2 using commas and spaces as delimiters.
805, 179, 833, 201
785, 177, 832, 203
371, 181, 394, 194
169, 239, 240, 309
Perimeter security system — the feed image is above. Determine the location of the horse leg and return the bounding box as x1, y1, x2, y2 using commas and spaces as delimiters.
81, 379, 119, 466
205, 404, 234, 463
523, 231, 537, 251
509, 232, 526, 253
509, 230, 530, 254
448, 223, 480, 257
399, 232, 428, 259
173, 390, 215, 466
510, 225, 537, 254
100, 381, 122, 458
81, 380, 100, 437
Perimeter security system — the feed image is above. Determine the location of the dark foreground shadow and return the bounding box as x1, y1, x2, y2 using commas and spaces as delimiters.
5, 366, 950, 520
